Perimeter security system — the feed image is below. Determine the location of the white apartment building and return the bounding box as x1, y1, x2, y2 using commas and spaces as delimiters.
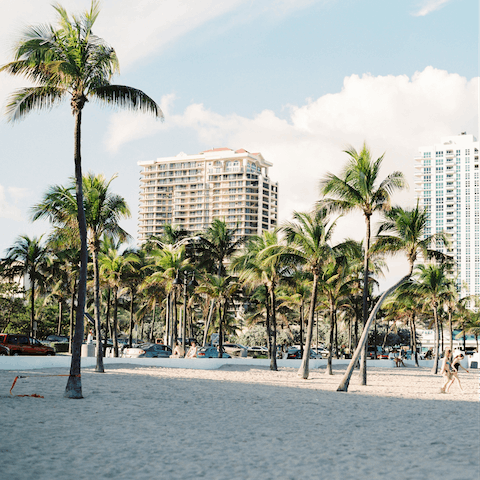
138, 148, 278, 243
414, 133, 480, 296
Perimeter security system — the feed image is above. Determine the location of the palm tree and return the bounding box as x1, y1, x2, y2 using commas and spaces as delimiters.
383, 281, 422, 367
121, 248, 149, 348
32, 173, 131, 372
144, 243, 191, 347
45, 227, 81, 353
0, 235, 48, 337
337, 203, 449, 391
232, 230, 286, 370
99, 243, 137, 356
316, 257, 355, 375
196, 274, 240, 358
320, 144, 407, 385
414, 264, 452, 374
277, 273, 311, 356
282, 209, 336, 379
196, 219, 245, 276
1, 1, 162, 398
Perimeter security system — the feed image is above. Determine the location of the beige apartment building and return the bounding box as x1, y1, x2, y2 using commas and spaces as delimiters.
137, 148, 278, 242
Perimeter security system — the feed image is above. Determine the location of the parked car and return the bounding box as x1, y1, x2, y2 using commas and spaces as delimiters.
123, 343, 172, 358
46, 334, 69, 343
247, 346, 269, 357
376, 351, 389, 360
311, 347, 330, 358
223, 343, 248, 357
284, 347, 319, 359
0, 334, 55, 356
196, 346, 231, 358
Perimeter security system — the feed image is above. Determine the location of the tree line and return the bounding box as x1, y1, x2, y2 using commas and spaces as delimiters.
1, 1, 478, 398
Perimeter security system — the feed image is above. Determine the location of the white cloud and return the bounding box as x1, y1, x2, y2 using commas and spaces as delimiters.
0, 0, 325, 72
0, 185, 26, 220
412, 0, 452, 16
105, 67, 478, 236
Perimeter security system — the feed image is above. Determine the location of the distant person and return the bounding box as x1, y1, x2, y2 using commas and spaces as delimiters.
447, 353, 469, 392
425, 348, 433, 360
172, 341, 185, 358
440, 348, 453, 393
186, 341, 198, 358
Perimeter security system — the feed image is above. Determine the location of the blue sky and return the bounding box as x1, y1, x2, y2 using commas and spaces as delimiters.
0, 0, 478, 281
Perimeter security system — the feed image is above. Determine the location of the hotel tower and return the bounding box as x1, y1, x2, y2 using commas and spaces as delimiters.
138, 148, 278, 243
414, 133, 479, 296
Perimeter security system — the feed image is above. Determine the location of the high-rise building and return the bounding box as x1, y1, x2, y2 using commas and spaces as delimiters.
414, 133, 479, 295
138, 148, 278, 243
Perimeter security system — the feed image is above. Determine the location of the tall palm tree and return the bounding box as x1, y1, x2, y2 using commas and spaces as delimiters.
196, 219, 245, 276
232, 230, 286, 370
144, 244, 191, 347
414, 264, 451, 374
121, 248, 149, 348
45, 227, 81, 353
99, 242, 137, 356
337, 203, 449, 391
282, 209, 336, 379
196, 274, 240, 358
1, 1, 162, 398
383, 281, 422, 367
32, 173, 131, 373
0, 235, 48, 337
320, 143, 407, 385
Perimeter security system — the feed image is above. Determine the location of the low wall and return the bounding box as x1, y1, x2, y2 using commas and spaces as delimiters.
0, 356, 439, 371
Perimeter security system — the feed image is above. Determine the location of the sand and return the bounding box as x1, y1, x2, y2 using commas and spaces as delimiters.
1, 363, 478, 480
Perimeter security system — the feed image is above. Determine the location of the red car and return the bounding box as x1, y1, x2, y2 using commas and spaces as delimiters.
0, 334, 55, 356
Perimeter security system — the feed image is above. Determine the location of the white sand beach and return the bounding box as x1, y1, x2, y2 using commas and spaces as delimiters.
1, 363, 478, 480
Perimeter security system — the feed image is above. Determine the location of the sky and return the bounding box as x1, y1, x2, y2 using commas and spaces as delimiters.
0, 0, 478, 286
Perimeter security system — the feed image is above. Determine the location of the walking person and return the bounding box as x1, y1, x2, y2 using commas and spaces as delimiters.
440, 348, 453, 393
447, 353, 469, 392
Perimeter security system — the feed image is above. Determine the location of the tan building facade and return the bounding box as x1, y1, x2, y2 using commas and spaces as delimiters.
138, 148, 278, 242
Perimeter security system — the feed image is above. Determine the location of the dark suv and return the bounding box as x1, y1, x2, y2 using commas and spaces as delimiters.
0, 334, 55, 356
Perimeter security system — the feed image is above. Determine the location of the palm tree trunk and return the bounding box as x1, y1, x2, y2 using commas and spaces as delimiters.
57, 301, 63, 336
298, 274, 319, 379
299, 301, 304, 355
68, 288, 76, 355
265, 287, 272, 359
269, 287, 278, 371
218, 301, 224, 359
30, 279, 35, 338
172, 290, 178, 346
203, 299, 215, 346
432, 304, 440, 374
92, 247, 104, 372
326, 305, 334, 375
337, 267, 413, 392
65, 108, 86, 399
128, 289, 135, 347
412, 314, 419, 367
113, 286, 119, 357
448, 310, 453, 354
360, 213, 372, 386
334, 314, 339, 358
165, 292, 171, 346
440, 320, 444, 353
104, 288, 111, 356
150, 302, 156, 342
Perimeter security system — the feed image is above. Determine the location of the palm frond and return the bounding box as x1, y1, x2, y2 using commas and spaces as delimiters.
92, 85, 163, 118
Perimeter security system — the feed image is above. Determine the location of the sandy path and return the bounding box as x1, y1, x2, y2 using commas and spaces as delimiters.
1, 364, 478, 480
